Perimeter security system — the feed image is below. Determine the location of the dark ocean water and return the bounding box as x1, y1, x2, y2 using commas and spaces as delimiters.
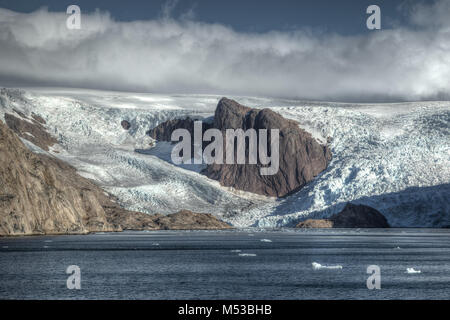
0, 229, 449, 300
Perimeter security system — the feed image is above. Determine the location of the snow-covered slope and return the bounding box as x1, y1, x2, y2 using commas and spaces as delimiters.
1, 87, 449, 227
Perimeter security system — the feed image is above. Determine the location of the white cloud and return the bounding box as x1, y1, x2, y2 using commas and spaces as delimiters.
0, 1, 449, 101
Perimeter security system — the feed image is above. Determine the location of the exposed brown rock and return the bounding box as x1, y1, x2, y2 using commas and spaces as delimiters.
296, 203, 390, 228
4, 113, 57, 151
147, 117, 213, 149
0, 121, 231, 236
205, 98, 331, 197
147, 98, 331, 197
296, 219, 334, 228
147, 117, 215, 158
152, 210, 232, 230
106, 206, 230, 231
0, 119, 115, 235
121, 120, 131, 130
147, 117, 196, 141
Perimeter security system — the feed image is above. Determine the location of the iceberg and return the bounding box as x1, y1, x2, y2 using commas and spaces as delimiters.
312, 262, 343, 270
406, 268, 421, 274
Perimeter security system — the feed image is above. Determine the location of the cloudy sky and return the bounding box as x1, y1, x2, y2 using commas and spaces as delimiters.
0, 0, 449, 102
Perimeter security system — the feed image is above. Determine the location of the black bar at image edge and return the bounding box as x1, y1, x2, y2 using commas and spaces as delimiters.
0, 300, 448, 318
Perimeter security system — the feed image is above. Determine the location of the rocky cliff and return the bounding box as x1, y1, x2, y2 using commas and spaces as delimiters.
296, 203, 390, 228
0, 120, 230, 236
4, 112, 57, 151
205, 98, 331, 197
148, 98, 331, 197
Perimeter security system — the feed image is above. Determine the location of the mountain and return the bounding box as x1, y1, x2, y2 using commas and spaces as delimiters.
0, 118, 230, 236
0, 88, 448, 228
204, 98, 331, 197
149, 98, 331, 197
0, 118, 115, 235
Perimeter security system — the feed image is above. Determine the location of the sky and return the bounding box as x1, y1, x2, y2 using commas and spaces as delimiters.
0, 0, 449, 102
0, 0, 415, 34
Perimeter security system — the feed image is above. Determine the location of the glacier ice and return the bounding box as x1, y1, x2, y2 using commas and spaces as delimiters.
0, 87, 449, 228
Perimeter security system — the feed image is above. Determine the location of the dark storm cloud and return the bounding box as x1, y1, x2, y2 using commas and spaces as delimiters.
0, 1, 449, 101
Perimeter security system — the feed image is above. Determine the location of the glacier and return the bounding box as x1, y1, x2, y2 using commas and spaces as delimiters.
0, 87, 449, 228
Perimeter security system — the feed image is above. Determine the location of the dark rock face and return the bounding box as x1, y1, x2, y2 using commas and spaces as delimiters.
296, 203, 390, 228
147, 117, 214, 157
147, 117, 195, 141
331, 203, 390, 228
205, 98, 331, 197
147, 117, 213, 143
121, 120, 131, 130
147, 98, 331, 197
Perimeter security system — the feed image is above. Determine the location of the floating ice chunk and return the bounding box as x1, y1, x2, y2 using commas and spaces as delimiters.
239, 253, 257, 257
43, 246, 49, 248
406, 268, 421, 274
260, 239, 272, 242
394, 247, 401, 250
152, 242, 159, 246
230, 249, 241, 252
312, 262, 343, 270
44, 240, 53, 243
248, 234, 255, 237
2, 246, 8, 249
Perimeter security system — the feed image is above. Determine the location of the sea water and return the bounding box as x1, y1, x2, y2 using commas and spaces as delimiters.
0, 229, 449, 300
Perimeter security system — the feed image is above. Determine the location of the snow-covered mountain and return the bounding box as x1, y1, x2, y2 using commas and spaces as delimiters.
1, 87, 449, 227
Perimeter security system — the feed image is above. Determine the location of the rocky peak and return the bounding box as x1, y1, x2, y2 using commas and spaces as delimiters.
206, 98, 331, 197
147, 98, 332, 198
214, 98, 251, 129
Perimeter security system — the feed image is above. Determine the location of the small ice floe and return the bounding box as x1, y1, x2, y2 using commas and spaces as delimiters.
394, 246, 401, 250
248, 234, 255, 237
151, 242, 159, 246
406, 268, 421, 274
238, 253, 257, 257
2, 246, 8, 249
44, 240, 53, 243
312, 262, 343, 270
230, 249, 241, 253
260, 239, 272, 243
43, 246, 49, 248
